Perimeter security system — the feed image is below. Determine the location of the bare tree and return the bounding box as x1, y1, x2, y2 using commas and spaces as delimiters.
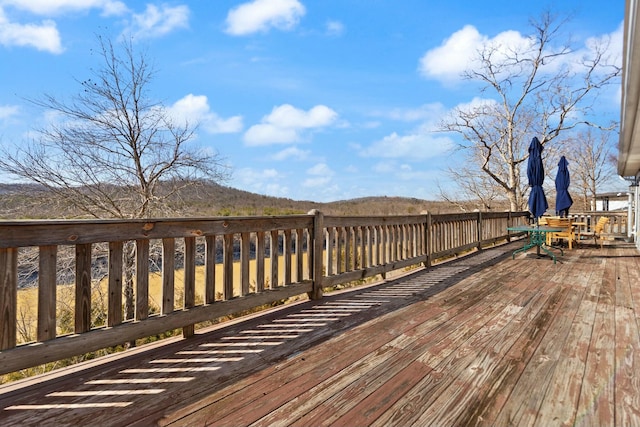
0, 35, 228, 219
439, 145, 516, 211
440, 12, 620, 211
563, 129, 617, 211
0, 35, 229, 322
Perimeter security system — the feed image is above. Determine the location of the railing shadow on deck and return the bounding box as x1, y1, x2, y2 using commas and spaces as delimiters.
0, 240, 521, 421
0, 209, 574, 378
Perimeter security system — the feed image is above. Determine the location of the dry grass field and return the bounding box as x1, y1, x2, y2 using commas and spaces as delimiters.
14, 255, 311, 346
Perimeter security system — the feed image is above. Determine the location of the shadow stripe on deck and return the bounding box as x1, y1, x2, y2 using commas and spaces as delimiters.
0, 240, 525, 426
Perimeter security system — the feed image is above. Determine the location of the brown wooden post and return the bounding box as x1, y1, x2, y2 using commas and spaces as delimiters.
108, 241, 123, 327
135, 239, 149, 321
308, 209, 324, 300
240, 232, 250, 295
183, 236, 196, 338
270, 230, 279, 288
477, 211, 483, 251
38, 245, 57, 341
283, 229, 292, 286
162, 238, 175, 315
256, 231, 265, 292
295, 228, 303, 282
204, 235, 216, 304
425, 212, 432, 268
75, 243, 92, 333
223, 233, 234, 298
0, 248, 17, 350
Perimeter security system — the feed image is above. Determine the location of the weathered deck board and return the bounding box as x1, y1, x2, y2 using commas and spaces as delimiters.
1, 240, 640, 427
531, 255, 599, 426
613, 246, 640, 425
575, 248, 617, 426
280, 264, 540, 427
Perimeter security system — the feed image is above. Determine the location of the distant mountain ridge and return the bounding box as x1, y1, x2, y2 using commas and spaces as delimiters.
0, 181, 474, 219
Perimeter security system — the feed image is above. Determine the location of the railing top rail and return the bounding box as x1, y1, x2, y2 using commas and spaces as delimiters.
0, 215, 314, 248
433, 211, 528, 222
323, 215, 426, 227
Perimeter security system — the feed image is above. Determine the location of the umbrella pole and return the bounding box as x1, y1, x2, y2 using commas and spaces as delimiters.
536, 217, 541, 256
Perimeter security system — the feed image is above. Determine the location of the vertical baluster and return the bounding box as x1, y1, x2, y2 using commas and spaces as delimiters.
223, 233, 234, 299
241, 232, 250, 295
256, 231, 265, 292
367, 226, 373, 268
135, 240, 149, 321
345, 227, 352, 272
162, 238, 175, 314
270, 230, 279, 288
284, 229, 292, 286
336, 227, 344, 274
38, 245, 57, 341
183, 237, 196, 338
360, 227, 366, 269
205, 235, 216, 304
296, 228, 303, 282
75, 243, 92, 333
108, 241, 123, 327
326, 227, 334, 276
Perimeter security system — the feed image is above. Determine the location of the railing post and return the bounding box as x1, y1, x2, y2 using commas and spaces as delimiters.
507, 211, 512, 242
308, 209, 324, 300
0, 248, 17, 350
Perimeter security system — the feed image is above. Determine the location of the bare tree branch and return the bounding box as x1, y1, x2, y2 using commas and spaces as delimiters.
439, 11, 620, 211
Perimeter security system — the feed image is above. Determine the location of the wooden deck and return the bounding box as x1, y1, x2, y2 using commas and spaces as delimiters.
1, 238, 640, 426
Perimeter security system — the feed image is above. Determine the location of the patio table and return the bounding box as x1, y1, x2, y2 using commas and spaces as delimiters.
507, 225, 564, 263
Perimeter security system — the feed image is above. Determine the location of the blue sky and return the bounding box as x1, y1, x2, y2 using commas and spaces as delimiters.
0, 0, 624, 202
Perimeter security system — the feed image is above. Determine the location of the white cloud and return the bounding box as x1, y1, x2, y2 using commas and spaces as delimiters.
418, 25, 531, 84
234, 167, 290, 197
307, 162, 333, 176
272, 146, 310, 161
168, 94, 243, 134
453, 96, 498, 114
419, 21, 623, 88
0, 8, 62, 53
225, 0, 305, 36
372, 161, 395, 173
125, 4, 189, 39
302, 163, 333, 188
244, 104, 338, 146
0, 104, 19, 121
1, 0, 128, 16
581, 21, 623, 73
325, 20, 344, 37
418, 25, 485, 83
360, 130, 453, 160
373, 103, 445, 122
302, 176, 331, 188
0, 0, 129, 53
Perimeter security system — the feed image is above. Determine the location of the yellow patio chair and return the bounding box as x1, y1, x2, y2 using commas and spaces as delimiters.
580, 217, 610, 249
546, 217, 576, 249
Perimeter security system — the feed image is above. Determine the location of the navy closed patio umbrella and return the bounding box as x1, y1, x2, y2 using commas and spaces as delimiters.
527, 137, 548, 224
555, 155, 573, 217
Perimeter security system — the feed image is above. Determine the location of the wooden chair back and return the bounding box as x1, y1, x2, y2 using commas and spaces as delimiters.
546, 217, 575, 249
594, 217, 609, 233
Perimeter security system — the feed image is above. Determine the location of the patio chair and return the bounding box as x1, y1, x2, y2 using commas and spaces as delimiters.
581, 217, 610, 249
546, 217, 576, 249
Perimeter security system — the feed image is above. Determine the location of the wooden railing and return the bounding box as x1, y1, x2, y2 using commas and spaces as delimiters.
0, 211, 529, 375
567, 211, 629, 236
